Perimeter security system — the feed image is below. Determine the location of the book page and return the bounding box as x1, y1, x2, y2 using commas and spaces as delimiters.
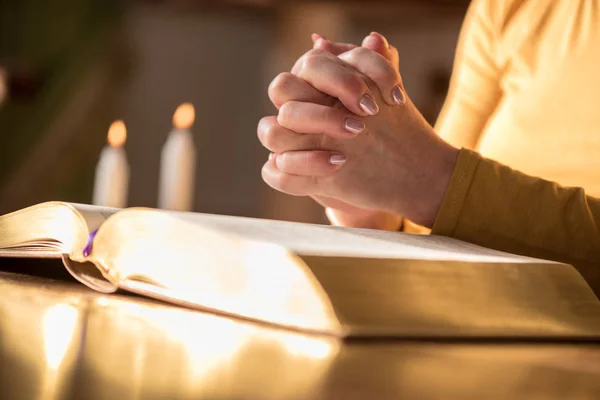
0, 202, 80, 254
69, 203, 121, 232
164, 212, 549, 264
91, 209, 344, 334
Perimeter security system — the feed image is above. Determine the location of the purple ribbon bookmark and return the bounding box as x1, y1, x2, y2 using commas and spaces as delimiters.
83, 229, 99, 257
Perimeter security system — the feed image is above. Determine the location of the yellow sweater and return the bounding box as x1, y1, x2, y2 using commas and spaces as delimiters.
436, 0, 600, 196
432, 149, 600, 296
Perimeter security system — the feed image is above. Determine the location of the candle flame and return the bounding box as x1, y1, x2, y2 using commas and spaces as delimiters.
173, 103, 195, 129
107, 120, 127, 147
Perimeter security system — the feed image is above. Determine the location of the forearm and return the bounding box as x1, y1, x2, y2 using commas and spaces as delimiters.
432, 149, 600, 294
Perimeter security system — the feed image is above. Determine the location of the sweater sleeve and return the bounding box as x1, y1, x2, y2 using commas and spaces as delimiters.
432, 149, 600, 295
434, 0, 502, 149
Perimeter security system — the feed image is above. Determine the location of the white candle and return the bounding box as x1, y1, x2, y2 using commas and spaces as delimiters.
92, 120, 130, 208
0, 67, 7, 108
158, 103, 196, 211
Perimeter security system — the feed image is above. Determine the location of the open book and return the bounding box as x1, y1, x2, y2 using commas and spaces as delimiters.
1, 201, 600, 338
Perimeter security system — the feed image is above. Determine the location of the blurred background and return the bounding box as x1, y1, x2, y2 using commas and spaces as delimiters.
0, 0, 469, 223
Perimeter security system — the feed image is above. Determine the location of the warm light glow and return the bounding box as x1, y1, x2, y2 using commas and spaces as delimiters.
118, 303, 249, 380
43, 304, 79, 370
114, 231, 340, 334
173, 103, 195, 129
107, 120, 127, 147
281, 335, 336, 360
96, 297, 110, 307
0, 67, 7, 106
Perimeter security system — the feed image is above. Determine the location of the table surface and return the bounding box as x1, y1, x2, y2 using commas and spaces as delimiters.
1, 267, 600, 400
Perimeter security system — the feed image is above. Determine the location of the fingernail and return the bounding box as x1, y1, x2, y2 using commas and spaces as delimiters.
329, 153, 347, 166
344, 118, 365, 135
268, 152, 275, 160
359, 94, 379, 115
392, 86, 406, 105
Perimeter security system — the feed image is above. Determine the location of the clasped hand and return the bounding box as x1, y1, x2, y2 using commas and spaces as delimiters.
258, 33, 459, 228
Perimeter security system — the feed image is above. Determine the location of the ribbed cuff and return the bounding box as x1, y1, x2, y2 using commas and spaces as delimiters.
431, 148, 481, 237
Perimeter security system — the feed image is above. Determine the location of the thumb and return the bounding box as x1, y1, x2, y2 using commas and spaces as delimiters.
362, 32, 391, 58
362, 32, 399, 69
312, 33, 357, 56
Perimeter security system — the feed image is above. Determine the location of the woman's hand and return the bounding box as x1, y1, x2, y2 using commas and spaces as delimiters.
311, 32, 399, 71
260, 46, 459, 228
264, 33, 401, 229
263, 33, 404, 229
309, 33, 405, 230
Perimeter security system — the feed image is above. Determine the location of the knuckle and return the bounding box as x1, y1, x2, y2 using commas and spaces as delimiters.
262, 166, 288, 193
339, 73, 366, 96
257, 116, 269, 139
268, 73, 285, 91
279, 152, 313, 177
321, 108, 346, 135
318, 130, 330, 150
278, 102, 303, 129
321, 106, 339, 124
268, 72, 294, 105
373, 66, 398, 85
266, 129, 286, 154
302, 55, 318, 71
306, 48, 327, 58
313, 105, 334, 127
276, 173, 297, 194
257, 117, 277, 148
263, 125, 277, 149
302, 51, 326, 70
258, 115, 274, 128
277, 101, 294, 123
353, 46, 373, 58
345, 46, 373, 62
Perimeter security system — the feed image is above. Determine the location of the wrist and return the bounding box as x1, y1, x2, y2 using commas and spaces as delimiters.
392, 141, 459, 229
417, 144, 460, 228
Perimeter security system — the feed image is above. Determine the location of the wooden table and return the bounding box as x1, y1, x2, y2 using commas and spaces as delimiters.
1, 268, 600, 400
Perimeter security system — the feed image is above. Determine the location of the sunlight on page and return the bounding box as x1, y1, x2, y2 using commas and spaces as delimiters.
110, 223, 340, 334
